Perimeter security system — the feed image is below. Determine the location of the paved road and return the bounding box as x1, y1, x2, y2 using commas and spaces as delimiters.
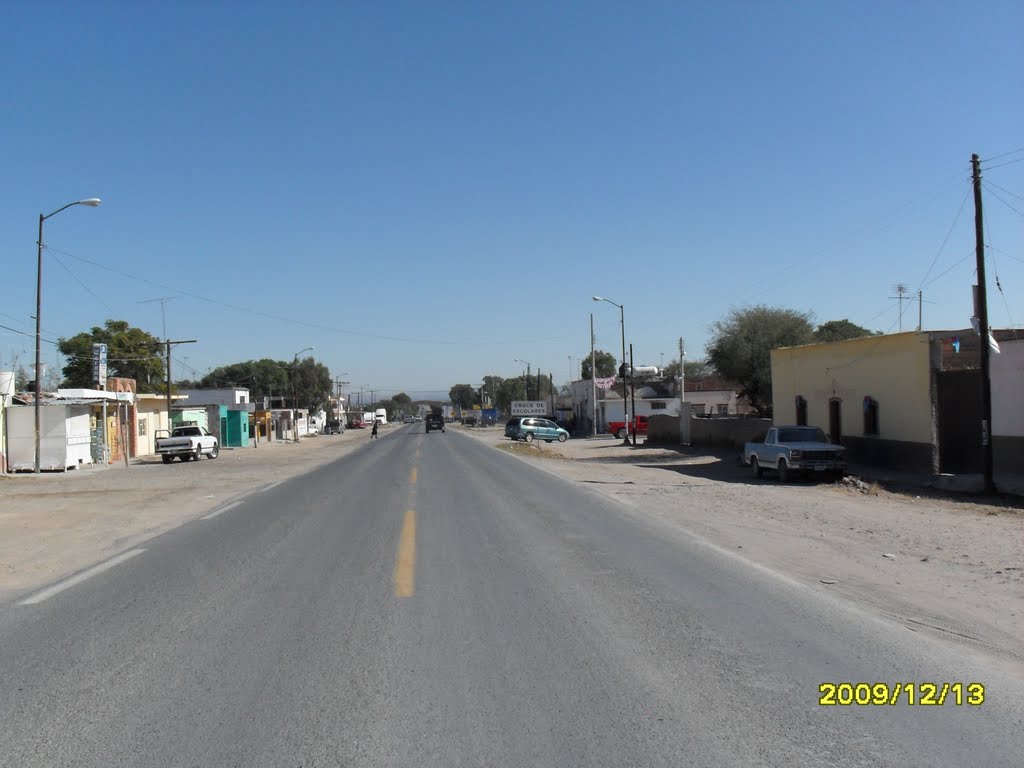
1, 425, 1021, 767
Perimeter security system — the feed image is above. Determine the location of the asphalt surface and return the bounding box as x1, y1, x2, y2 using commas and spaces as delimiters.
1, 424, 1021, 767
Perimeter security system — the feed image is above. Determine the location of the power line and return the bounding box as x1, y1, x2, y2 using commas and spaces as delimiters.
43, 245, 548, 346
983, 179, 1024, 203
48, 250, 117, 314
736, 168, 970, 305
925, 249, 970, 290
916, 187, 971, 292
980, 146, 1024, 163
982, 182, 1024, 218
980, 156, 1024, 172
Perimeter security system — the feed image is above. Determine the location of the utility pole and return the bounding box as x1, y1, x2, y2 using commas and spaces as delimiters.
166, 339, 197, 430
590, 314, 597, 437
629, 344, 637, 446
972, 153, 996, 494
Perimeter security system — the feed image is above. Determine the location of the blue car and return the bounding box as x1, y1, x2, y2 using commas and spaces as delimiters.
510, 417, 569, 444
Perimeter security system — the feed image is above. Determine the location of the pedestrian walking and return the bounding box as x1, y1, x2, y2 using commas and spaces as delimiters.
371, 418, 379, 439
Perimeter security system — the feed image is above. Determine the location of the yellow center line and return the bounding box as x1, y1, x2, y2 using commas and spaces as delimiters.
394, 510, 416, 598
409, 466, 417, 485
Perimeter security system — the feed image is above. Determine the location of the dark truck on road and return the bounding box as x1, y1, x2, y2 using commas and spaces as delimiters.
425, 413, 445, 433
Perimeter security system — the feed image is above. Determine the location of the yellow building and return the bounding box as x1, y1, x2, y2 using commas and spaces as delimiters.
773, 329, 1022, 475
772, 332, 935, 472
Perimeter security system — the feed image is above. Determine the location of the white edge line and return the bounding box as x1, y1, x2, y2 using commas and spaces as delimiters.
19, 549, 147, 605
200, 500, 243, 520
260, 480, 284, 493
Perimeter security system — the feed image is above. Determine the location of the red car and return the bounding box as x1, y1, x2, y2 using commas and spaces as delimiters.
347, 418, 366, 429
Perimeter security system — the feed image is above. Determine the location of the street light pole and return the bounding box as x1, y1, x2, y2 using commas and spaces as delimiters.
292, 346, 314, 442
514, 358, 532, 400
593, 296, 630, 445
35, 198, 101, 473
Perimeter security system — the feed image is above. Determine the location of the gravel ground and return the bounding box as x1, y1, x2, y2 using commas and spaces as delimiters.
458, 425, 1024, 672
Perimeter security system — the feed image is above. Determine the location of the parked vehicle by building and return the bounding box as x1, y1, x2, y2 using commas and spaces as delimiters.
374, 408, 388, 426
743, 426, 846, 482
606, 415, 649, 440
323, 420, 343, 434
509, 417, 569, 444
347, 417, 366, 429
425, 413, 445, 433
155, 426, 219, 463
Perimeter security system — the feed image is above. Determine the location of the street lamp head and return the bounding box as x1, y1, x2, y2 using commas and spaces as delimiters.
79, 198, 102, 207
592, 296, 603, 302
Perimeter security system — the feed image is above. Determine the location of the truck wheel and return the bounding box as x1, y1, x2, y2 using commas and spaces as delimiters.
616, 428, 627, 439
162, 455, 173, 464
777, 458, 791, 483
194, 445, 203, 462
751, 456, 763, 478
209, 444, 219, 459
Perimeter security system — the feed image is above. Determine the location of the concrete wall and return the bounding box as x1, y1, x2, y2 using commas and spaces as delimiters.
646, 414, 680, 444
689, 417, 773, 449
772, 332, 933, 444
991, 338, 1024, 438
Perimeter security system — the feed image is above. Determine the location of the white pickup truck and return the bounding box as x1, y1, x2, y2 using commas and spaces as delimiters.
743, 425, 845, 482
155, 426, 220, 464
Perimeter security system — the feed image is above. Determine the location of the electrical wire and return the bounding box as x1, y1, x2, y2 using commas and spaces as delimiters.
984, 179, 1024, 203
735, 168, 970, 306
981, 146, 1024, 164
923, 250, 974, 289
916, 186, 971, 292
48, 250, 117, 314
982, 183, 1024, 218
42, 245, 550, 346
980, 156, 1024, 172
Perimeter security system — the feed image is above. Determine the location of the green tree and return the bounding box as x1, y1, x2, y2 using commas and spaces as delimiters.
290, 356, 332, 411
706, 306, 815, 416
814, 319, 880, 343
15, 365, 30, 391
580, 349, 617, 380
482, 375, 503, 407
200, 359, 290, 403
495, 377, 526, 414
449, 383, 478, 410
58, 319, 164, 389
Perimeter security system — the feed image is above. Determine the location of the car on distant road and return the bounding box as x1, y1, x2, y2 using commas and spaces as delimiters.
347, 418, 366, 429
508, 417, 569, 444
425, 413, 445, 433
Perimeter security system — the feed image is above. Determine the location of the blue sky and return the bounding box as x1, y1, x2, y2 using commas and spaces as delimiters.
2, 1, 1022, 398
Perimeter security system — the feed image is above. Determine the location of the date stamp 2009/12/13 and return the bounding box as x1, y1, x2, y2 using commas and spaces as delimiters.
819, 682, 985, 706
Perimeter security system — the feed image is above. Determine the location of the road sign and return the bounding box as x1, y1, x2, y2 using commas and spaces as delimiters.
93, 343, 108, 387
511, 400, 548, 416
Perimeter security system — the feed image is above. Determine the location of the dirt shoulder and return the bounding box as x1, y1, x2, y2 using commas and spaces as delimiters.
0, 428, 384, 600
459, 426, 1024, 671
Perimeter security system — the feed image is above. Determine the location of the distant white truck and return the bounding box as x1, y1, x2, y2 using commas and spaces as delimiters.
155, 426, 219, 464
374, 408, 388, 426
